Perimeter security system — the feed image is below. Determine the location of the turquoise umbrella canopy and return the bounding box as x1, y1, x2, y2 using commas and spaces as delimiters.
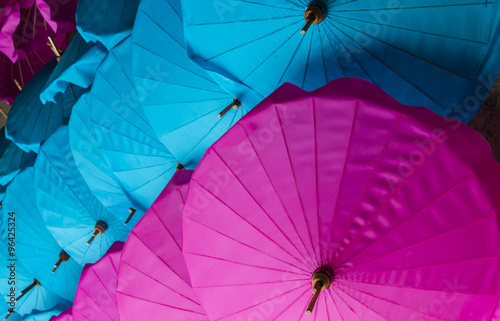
69, 92, 141, 225
21, 304, 69, 321
5, 58, 85, 153
33, 126, 131, 265
40, 33, 108, 104
0, 129, 36, 185
3, 166, 83, 302
131, 0, 260, 168
76, 0, 140, 50
88, 37, 177, 212
182, 0, 500, 122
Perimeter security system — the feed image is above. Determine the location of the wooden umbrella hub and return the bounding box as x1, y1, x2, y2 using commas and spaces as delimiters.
15, 279, 41, 302
86, 221, 108, 245
218, 98, 242, 118
301, 5, 325, 34
52, 250, 70, 273
306, 268, 332, 315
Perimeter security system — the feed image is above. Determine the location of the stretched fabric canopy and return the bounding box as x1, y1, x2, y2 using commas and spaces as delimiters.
0, 34, 66, 104
73, 242, 123, 321
3, 166, 83, 302
34, 126, 131, 265
40, 33, 107, 103
0, 129, 36, 185
36, 0, 77, 34
182, 0, 500, 123
0, 300, 20, 321
69, 93, 141, 225
131, 0, 260, 168
88, 37, 177, 212
117, 170, 208, 320
182, 78, 500, 320
76, 0, 140, 50
49, 307, 72, 321
22, 304, 70, 321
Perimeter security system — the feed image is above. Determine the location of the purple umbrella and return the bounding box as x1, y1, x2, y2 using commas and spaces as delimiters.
117, 170, 208, 320
182, 78, 500, 320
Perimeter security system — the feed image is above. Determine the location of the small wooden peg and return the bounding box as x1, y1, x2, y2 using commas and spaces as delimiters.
301, 5, 325, 35
13, 79, 22, 91
124, 208, 136, 225
218, 98, 242, 118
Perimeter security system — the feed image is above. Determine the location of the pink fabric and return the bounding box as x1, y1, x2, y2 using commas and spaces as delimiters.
0, 0, 74, 62
0, 33, 66, 103
36, 0, 77, 34
117, 170, 208, 320
49, 307, 73, 321
182, 78, 500, 320
73, 242, 124, 321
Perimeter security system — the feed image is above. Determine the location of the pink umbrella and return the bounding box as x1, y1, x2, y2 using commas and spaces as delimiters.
0, 0, 73, 62
49, 307, 73, 321
0, 33, 66, 104
73, 242, 123, 321
117, 170, 208, 320
36, 0, 77, 34
182, 78, 500, 320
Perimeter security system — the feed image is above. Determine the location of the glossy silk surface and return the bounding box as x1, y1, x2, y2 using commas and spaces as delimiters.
182, 78, 500, 320
117, 170, 208, 320
34, 126, 131, 265
182, 0, 500, 123
73, 242, 123, 321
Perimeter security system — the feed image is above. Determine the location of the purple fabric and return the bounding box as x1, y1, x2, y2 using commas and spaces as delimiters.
73, 242, 124, 321
0, 0, 73, 62
49, 307, 73, 321
182, 78, 500, 320
36, 0, 77, 34
0, 33, 66, 104
117, 170, 208, 320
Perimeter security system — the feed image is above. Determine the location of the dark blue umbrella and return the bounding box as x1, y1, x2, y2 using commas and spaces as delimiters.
69, 92, 141, 224
3, 165, 83, 302
76, 0, 140, 50
34, 126, 131, 265
0, 129, 35, 185
88, 37, 177, 212
5, 58, 85, 153
182, 0, 500, 122
40, 33, 108, 104
131, 0, 260, 168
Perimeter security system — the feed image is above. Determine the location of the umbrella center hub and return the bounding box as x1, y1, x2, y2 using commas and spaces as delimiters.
301, 5, 325, 34
306, 268, 332, 315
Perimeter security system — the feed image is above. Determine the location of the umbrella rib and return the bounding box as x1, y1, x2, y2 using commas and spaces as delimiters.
132, 74, 228, 95
325, 289, 345, 321
330, 287, 362, 321
330, 14, 488, 45
323, 101, 359, 264
194, 278, 308, 289
339, 213, 496, 271
151, 206, 182, 251
329, 0, 360, 9
333, 2, 497, 12
192, 15, 299, 26
210, 148, 315, 268
331, 124, 452, 266
185, 213, 310, 274
91, 268, 117, 304
138, 8, 184, 48
301, 26, 315, 89
332, 19, 470, 80
114, 291, 206, 315
318, 27, 330, 83
272, 287, 311, 319
76, 286, 116, 320
336, 172, 473, 268
273, 25, 308, 90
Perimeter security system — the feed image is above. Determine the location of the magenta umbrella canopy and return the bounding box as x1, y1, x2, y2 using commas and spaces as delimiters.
0, 0, 72, 63
73, 242, 124, 321
0, 33, 66, 104
36, 0, 77, 34
182, 78, 500, 320
117, 170, 208, 321
49, 307, 73, 321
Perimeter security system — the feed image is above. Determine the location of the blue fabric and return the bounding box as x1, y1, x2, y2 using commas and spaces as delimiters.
0, 300, 21, 321
88, 37, 177, 211
182, 0, 500, 123
0, 250, 65, 318
3, 166, 83, 302
0, 129, 36, 185
131, 0, 260, 168
33, 126, 131, 265
76, 0, 140, 50
6, 58, 85, 153
21, 304, 69, 321
69, 92, 143, 223
40, 33, 108, 104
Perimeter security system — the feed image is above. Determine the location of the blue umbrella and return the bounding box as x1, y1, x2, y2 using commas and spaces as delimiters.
3, 166, 83, 302
40, 33, 108, 104
0, 298, 21, 321
76, 0, 140, 50
69, 92, 141, 224
88, 37, 177, 211
0, 129, 36, 185
131, 0, 260, 168
182, 0, 500, 122
21, 304, 69, 321
33, 126, 131, 265
5, 58, 85, 153
0, 250, 66, 319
